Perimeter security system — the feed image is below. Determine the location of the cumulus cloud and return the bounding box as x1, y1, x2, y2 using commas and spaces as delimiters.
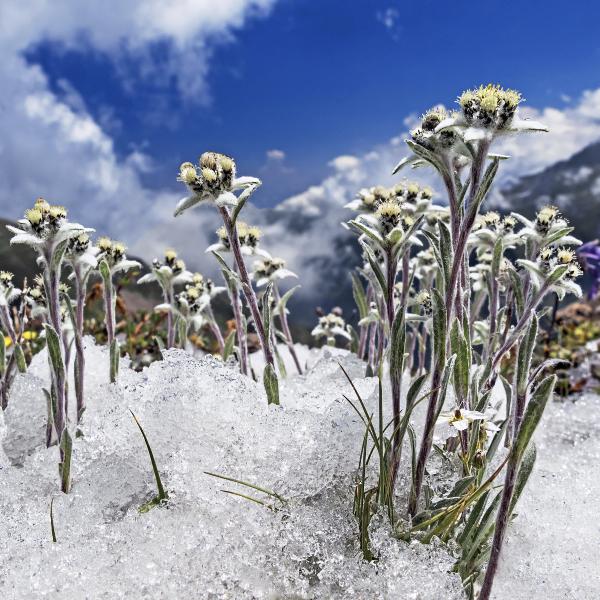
0, 0, 277, 240
266, 149, 286, 161
376, 7, 401, 41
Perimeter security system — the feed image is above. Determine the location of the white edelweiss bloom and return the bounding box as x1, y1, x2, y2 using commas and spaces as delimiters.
252, 257, 297, 287
97, 238, 141, 277
512, 208, 582, 248
8, 201, 92, 263
517, 245, 583, 300
351, 199, 422, 250
174, 153, 262, 217
207, 223, 271, 259
435, 85, 547, 143
312, 311, 351, 345
436, 408, 486, 431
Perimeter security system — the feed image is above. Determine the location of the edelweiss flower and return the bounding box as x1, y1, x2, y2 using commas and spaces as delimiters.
436, 408, 486, 431
98, 238, 141, 276
8, 199, 93, 265
350, 197, 422, 250
436, 84, 548, 142
252, 257, 297, 287
174, 152, 261, 215
518, 246, 583, 300
0, 271, 20, 308
206, 222, 271, 258
414, 290, 432, 316
66, 232, 99, 277
138, 248, 194, 288
311, 310, 351, 345
512, 206, 581, 247
469, 211, 522, 250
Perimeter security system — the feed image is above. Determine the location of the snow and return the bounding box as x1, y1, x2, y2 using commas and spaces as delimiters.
493, 392, 600, 599
1, 338, 599, 599
0, 340, 463, 599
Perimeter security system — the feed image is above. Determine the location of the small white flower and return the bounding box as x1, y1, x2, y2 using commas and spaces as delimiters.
252, 257, 297, 287
311, 310, 351, 345
174, 153, 261, 216
436, 408, 486, 431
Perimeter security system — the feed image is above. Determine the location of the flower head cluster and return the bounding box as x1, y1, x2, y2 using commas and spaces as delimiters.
457, 85, 522, 131
350, 193, 422, 250
518, 243, 583, 299
346, 185, 393, 213
97, 237, 141, 275
207, 222, 270, 257
8, 198, 91, 260
143, 248, 192, 287
23, 198, 67, 236
414, 290, 432, 316
435, 84, 548, 143
0, 271, 14, 292
311, 309, 351, 345
409, 106, 461, 153
470, 211, 521, 250
252, 257, 297, 287
175, 152, 261, 214
513, 206, 581, 247
0, 270, 21, 310
23, 274, 46, 315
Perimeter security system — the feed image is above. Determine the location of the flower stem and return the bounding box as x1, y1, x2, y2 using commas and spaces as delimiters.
219, 207, 275, 372
74, 269, 86, 424
228, 282, 248, 375
273, 284, 302, 375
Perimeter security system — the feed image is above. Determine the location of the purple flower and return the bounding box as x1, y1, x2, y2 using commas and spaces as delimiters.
577, 239, 600, 299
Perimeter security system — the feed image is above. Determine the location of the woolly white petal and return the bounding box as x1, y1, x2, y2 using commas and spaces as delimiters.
344, 199, 363, 211
10, 232, 43, 247
463, 127, 490, 142
174, 195, 202, 217
112, 260, 141, 274
274, 268, 297, 280
137, 273, 157, 285
206, 242, 227, 254
214, 191, 238, 208
231, 176, 261, 190
508, 118, 548, 133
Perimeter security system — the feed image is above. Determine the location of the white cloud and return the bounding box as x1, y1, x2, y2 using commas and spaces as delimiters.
266, 149, 286, 161
0, 0, 277, 239
376, 7, 400, 34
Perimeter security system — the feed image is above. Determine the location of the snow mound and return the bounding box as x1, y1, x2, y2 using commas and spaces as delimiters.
494, 392, 600, 599
0, 341, 464, 599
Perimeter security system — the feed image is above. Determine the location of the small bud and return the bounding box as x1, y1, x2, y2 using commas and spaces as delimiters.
173, 259, 185, 274
164, 248, 178, 264
200, 152, 218, 170
48, 205, 67, 221
219, 156, 235, 172
97, 237, 113, 252
112, 241, 126, 260
556, 248, 576, 264
35, 197, 51, 213
25, 208, 43, 226
179, 164, 197, 185
202, 168, 218, 184
0, 271, 14, 285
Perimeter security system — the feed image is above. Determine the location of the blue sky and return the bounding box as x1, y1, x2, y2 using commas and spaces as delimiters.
2, 0, 600, 287
22, 0, 599, 208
